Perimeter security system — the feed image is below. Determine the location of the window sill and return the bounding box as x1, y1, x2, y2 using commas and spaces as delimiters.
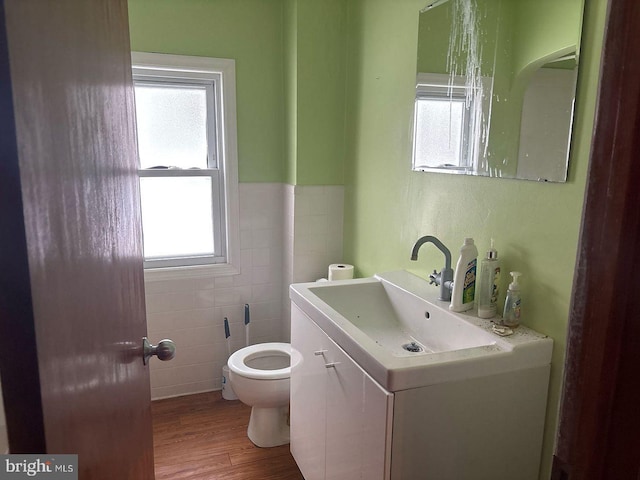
143, 262, 241, 282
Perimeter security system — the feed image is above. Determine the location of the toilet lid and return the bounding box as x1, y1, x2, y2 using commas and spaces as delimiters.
227, 342, 300, 380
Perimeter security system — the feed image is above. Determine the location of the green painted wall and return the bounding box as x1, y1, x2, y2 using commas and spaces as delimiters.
128, 0, 286, 183
343, 1, 606, 479
129, 0, 346, 186
512, 0, 583, 82
284, 0, 298, 185
416, 3, 453, 74
286, 0, 347, 186
416, 0, 509, 76
296, 0, 347, 185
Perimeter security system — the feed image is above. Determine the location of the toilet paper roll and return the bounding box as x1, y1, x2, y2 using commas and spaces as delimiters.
328, 264, 354, 281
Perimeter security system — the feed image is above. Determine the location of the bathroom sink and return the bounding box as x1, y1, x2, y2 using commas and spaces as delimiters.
289, 270, 553, 391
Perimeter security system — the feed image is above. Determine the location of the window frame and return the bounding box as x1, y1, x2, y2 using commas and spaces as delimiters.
412, 72, 489, 174
132, 52, 240, 280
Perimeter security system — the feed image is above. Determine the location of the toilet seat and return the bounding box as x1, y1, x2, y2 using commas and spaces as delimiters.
228, 342, 294, 380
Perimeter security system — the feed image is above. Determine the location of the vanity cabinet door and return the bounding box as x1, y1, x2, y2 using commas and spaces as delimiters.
362, 375, 394, 480
324, 341, 365, 480
325, 339, 393, 480
290, 304, 329, 480
291, 303, 393, 480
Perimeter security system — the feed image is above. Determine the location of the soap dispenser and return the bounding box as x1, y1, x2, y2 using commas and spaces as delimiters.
477, 239, 501, 319
502, 272, 522, 328
450, 238, 478, 312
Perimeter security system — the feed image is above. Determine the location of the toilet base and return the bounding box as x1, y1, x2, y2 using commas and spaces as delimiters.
247, 405, 290, 448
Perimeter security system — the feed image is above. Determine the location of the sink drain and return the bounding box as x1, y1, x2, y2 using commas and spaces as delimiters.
402, 342, 424, 353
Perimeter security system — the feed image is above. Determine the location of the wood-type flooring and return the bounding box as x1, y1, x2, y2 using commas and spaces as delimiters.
152, 391, 304, 479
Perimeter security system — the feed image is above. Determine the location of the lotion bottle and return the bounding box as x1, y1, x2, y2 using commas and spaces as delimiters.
477, 239, 501, 319
450, 238, 478, 312
502, 272, 522, 327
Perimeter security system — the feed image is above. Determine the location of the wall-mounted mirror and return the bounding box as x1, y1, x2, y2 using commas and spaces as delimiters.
412, 0, 584, 182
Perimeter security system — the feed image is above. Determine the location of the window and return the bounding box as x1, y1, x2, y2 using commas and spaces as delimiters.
132, 52, 239, 277
412, 73, 487, 173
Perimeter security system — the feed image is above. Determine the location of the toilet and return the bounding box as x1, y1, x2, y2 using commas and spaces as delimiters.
227, 342, 301, 448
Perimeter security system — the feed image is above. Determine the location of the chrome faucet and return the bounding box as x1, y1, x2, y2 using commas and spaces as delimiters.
410, 235, 454, 301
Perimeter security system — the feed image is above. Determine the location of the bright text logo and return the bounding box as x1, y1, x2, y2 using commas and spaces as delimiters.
0, 455, 77, 479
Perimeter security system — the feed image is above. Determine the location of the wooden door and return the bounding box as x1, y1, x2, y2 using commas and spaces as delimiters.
0, 0, 154, 478
552, 0, 640, 478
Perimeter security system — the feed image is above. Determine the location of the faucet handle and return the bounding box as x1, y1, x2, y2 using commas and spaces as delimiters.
429, 269, 440, 286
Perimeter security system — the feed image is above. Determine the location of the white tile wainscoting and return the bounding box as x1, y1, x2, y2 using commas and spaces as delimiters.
145, 183, 284, 399
283, 185, 345, 341
144, 183, 344, 399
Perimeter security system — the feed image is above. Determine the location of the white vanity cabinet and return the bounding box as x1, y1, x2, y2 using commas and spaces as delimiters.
290, 304, 393, 480
290, 298, 551, 480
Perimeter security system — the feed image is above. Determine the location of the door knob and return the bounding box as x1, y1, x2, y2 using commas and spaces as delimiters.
143, 337, 176, 365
